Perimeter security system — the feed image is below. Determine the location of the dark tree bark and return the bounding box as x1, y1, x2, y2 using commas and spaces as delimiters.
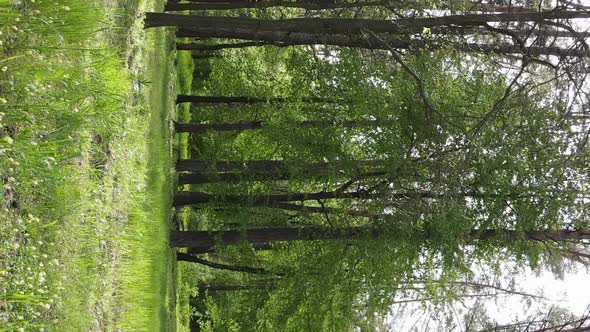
175, 28, 589, 57
175, 94, 336, 105
145, 11, 590, 33
175, 159, 386, 173
172, 189, 441, 207
177, 26, 590, 51
177, 41, 270, 51
178, 169, 386, 184
171, 226, 374, 248
178, 172, 291, 184
165, 0, 387, 11
165, 0, 538, 12
174, 119, 393, 133
198, 281, 273, 292
171, 226, 590, 252
177, 252, 275, 274
172, 188, 521, 207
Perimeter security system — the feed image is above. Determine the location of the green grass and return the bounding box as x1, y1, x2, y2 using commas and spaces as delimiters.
0, 0, 176, 329
174, 40, 195, 332
175, 45, 195, 162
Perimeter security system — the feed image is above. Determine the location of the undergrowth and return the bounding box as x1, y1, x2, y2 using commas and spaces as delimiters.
0, 0, 172, 330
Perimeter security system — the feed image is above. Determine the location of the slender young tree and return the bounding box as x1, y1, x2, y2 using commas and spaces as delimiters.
175, 159, 387, 173
175, 29, 589, 57
174, 119, 396, 133
177, 252, 275, 274
175, 94, 336, 105
171, 226, 590, 252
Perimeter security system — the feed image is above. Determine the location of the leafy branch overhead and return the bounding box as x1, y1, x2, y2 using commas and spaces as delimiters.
144, 0, 590, 330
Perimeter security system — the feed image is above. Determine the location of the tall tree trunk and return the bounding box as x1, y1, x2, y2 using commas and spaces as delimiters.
178, 172, 292, 185
175, 94, 334, 105
177, 252, 275, 274
177, 26, 590, 52
145, 11, 590, 33
171, 227, 590, 251
175, 159, 386, 173
198, 281, 273, 292
174, 119, 391, 133
171, 226, 373, 248
178, 169, 386, 184
165, 0, 387, 11
175, 28, 589, 57
177, 41, 269, 51
166, 0, 538, 12
172, 188, 519, 207
172, 189, 441, 206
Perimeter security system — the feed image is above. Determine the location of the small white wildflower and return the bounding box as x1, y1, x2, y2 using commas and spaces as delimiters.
63, 5, 70, 11
1, 66, 6, 72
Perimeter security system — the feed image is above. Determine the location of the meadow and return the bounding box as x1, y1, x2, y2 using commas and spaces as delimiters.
0, 0, 178, 329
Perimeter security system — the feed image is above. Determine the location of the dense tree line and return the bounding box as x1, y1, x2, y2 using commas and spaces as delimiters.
146, 0, 590, 330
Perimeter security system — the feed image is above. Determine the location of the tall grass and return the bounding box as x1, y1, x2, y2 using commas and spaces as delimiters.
174, 49, 195, 332
0, 0, 173, 330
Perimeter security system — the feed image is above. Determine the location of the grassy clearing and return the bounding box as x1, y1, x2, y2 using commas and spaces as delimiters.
174, 42, 195, 332
0, 0, 175, 330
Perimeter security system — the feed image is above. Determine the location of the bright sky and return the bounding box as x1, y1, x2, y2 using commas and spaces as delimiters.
485, 264, 590, 324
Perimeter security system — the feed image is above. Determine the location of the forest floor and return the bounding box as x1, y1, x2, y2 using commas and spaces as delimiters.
0, 0, 177, 330
173, 44, 195, 332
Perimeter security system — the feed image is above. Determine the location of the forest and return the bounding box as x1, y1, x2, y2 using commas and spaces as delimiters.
151, 0, 590, 331
1, 0, 589, 330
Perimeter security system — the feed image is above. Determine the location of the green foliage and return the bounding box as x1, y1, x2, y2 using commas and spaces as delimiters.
177, 39, 589, 329
167, 4, 590, 331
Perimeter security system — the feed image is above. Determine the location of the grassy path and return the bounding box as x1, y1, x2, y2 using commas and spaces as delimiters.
0, 0, 177, 329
